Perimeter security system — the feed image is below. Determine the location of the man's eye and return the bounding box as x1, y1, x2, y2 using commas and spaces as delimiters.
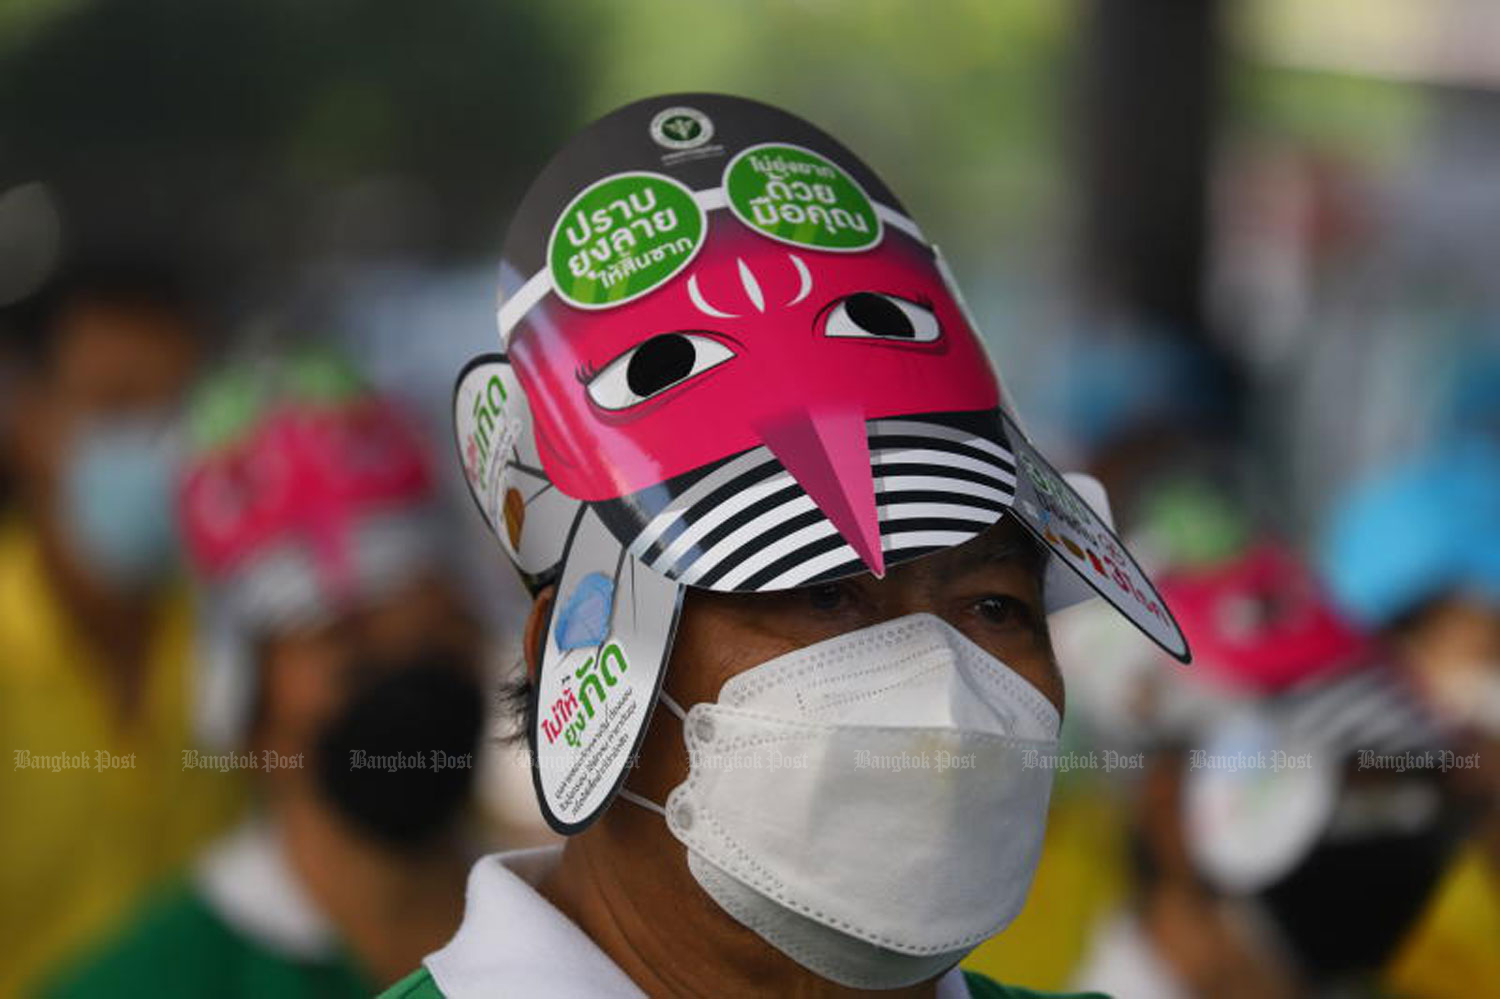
806, 583, 849, 613
973, 595, 1035, 630
824, 292, 940, 343
585, 333, 734, 411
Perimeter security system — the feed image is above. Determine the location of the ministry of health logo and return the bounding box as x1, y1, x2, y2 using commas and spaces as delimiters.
650, 106, 713, 151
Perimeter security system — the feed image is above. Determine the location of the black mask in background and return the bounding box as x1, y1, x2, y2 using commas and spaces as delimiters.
1254, 781, 1468, 991
315, 654, 485, 850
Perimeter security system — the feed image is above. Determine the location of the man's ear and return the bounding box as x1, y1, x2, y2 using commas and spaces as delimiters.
523, 585, 556, 684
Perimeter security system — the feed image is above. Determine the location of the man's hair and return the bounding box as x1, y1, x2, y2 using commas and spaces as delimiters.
6, 255, 197, 373
497, 528, 1053, 749
495, 666, 534, 748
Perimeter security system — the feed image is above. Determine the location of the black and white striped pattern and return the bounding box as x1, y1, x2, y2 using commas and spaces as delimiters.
598, 413, 1017, 593
1278, 665, 1445, 758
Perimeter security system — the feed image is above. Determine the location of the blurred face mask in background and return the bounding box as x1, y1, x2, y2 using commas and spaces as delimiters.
619, 613, 1061, 989
315, 652, 485, 850
59, 414, 180, 591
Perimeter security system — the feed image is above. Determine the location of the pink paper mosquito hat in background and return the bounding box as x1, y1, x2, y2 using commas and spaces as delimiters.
1157, 541, 1369, 696
178, 349, 441, 745
454, 93, 1190, 832
1172, 548, 1449, 911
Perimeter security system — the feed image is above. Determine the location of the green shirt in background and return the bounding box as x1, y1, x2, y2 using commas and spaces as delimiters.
39, 879, 373, 999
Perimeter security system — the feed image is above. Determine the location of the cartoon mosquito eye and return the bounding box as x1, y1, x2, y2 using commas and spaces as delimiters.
585, 333, 735, 411
824, 292, 940, 343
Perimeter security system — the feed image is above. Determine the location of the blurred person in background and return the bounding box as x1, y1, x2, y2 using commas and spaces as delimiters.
1323, 439, 1500, 754
1322, 439, 1500, 997
38, 350, 489, 997
0, 260, 244, 997
1072, 543, 1472, 999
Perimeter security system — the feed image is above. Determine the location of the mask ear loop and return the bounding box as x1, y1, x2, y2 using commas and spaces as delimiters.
614, 691, 689, 817
657, 691, 688, 722
616, 788, 666, 816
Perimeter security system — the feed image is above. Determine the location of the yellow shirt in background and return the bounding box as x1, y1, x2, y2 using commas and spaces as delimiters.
0, 521, 244, 998
1384, 842, 1500, 999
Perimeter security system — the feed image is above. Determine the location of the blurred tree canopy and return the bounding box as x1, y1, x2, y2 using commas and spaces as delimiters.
0, 0, 588, 282
0, 0, 1074, 290
565, 0, 1073, 268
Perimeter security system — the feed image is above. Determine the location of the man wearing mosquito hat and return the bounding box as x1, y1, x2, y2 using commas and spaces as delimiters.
383, 94, 1187, 999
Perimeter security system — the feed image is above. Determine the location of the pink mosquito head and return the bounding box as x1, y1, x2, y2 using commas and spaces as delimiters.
509, 223, 1000, 575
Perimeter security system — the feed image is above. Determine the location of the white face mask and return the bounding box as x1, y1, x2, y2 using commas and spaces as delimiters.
618, 612, 1061, 989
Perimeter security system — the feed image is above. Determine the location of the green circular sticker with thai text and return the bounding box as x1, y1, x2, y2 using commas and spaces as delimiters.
548, 172, 705, 309
723, 143, 882, 252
